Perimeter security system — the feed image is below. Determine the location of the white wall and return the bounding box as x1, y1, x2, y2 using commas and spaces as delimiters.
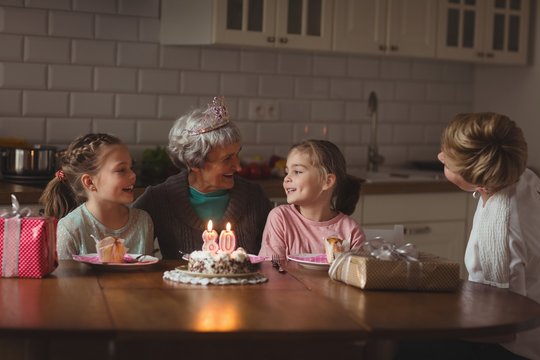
0, 0, 473, 173
474, 4, 540, 173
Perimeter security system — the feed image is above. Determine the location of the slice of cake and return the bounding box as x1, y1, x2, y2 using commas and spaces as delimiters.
324, 236, 345, 263
97, 236, 127, 263
188, 247, 253, 275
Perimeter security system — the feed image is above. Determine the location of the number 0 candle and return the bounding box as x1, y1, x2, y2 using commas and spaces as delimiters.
219, 222, 236, 253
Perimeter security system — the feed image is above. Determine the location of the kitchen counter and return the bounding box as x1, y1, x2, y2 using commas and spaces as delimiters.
0, 177, 459, 206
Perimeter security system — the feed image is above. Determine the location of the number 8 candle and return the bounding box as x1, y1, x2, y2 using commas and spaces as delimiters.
202, 220, 219, 253
219, 222, 236, 253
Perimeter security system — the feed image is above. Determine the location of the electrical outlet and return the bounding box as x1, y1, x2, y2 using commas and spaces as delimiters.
248, 100, 279, 121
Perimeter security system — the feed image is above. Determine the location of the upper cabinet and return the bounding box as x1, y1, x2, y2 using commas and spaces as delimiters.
161, 0, 333, 52
436, 0, 530, 64
333, 0, 437, 58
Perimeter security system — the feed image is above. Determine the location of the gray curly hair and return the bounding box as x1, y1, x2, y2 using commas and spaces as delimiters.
168, 105, 241, 169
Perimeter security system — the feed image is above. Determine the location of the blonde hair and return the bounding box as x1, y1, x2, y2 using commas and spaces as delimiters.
441, 112, 527, 192
289, 139, 361, 215
39, 133, 122, 218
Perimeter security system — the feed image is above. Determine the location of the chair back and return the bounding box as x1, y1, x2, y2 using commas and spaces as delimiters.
363, 224, 405, 246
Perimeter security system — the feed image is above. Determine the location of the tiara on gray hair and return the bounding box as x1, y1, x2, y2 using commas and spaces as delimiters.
186, 96, 230, 135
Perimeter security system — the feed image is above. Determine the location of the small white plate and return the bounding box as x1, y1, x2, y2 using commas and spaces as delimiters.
73, 253, 159, 270
181, 253, 265, 264
287, 253, 330, 270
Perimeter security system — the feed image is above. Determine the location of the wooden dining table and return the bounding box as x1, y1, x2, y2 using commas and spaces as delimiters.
1, 259, 540, 360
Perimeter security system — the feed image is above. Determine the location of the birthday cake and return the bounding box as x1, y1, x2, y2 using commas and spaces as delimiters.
188, 247, 254, 275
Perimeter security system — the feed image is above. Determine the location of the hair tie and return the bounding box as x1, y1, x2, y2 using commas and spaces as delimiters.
55, 169, 66, 182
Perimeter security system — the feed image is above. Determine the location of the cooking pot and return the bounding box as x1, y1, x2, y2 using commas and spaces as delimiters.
1, 145, 58, 177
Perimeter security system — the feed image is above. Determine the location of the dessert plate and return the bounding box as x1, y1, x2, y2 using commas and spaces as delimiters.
181, 253, 265, 264
174, 265, 260, 278
287, 253, 330, 270
73, 253, 159, 270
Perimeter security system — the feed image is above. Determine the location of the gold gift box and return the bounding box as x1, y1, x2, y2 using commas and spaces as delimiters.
330, 251, 460, 292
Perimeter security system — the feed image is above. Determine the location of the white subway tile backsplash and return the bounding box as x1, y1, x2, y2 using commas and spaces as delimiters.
24, 36, 70, 63
27, 0, 70, 10
73, 0, 116, 14
259, 123, 293, 144
0, 34, 23, 60
395, 82, 425, 101
72, 39, 116, 65
139, 17, 159, 42
137, 119, 174, 143
330, 78, 363, 99
0, 89, 21, 115
118, 0, 159, 18
93, 118, 136, 142
221, 73, 258, 96
0, 7, 46, 35
0, 62, 46, 88
313, 55, 347, 77
181, 71, 219, 95
241, 50, 278, 73
363, 80, 394, 101
295, 78, 329, 99
380, 102, 409, 122
411, 61, 441, 81
259, 75, 294, 98
23, 90, 68, 116
347, 57, 380, 78
49, 11, 93, 38
0, 4, 474, 166
0, 117, 45, 142
278, 53, 311, 75
95, 66, 136, 92
70, 92, 114, 117
158, 95, 197, 119
117, 42, 158, 67
49, 64, 92, 90
96, 14, 138, 41
393, 124, 424, 144
201, 48, 239, 72
342, 124, 362, 144
426, 83, 456, 102
410, 103, 440, 123
311, 100, 344, 122
380, 59, 411, 80
46, 117, 91, 142
116, 93, 156, 118
279, 100, 310, 122
138, 69, 178, 94
408, 146, 440, 161
161, 46, 200, 69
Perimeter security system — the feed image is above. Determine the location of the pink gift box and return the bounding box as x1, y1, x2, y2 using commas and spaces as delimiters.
0, 216, 58, 278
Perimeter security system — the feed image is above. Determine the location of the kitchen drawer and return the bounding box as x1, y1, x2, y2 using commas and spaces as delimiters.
358, 192, 468, 224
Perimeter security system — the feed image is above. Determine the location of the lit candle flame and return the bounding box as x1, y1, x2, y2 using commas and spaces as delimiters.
207, 220, 213, 232
226, 222, 231, 231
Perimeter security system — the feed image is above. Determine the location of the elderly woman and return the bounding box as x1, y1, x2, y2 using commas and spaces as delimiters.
133, 97, 272, 259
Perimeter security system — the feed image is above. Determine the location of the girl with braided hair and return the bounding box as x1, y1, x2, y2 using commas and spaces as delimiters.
40, 133, 154, 260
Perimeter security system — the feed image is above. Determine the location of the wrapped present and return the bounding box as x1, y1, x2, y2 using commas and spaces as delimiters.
328, 240, 460, 292
0, 195, 58, 278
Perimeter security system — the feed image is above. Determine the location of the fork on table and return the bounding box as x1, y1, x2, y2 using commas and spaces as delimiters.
271, 254, 286, 274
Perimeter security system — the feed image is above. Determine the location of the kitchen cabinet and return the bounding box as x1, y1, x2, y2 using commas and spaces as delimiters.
333, 0, 437, 58
161, 0, 333, 51
436, 0, 530, 64
353, 192, 471, 278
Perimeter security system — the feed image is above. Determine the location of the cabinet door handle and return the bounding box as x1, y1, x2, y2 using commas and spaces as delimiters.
379, 44, 387, 51
267, 36, 276, 43
390, 45, 399, 51
279, 37, 288, 44
404, 226, 432, 235
486, 53, 494, 58
477, 52, 485, 57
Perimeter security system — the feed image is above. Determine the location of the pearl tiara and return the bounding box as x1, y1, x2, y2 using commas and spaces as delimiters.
187, 96, 230, 135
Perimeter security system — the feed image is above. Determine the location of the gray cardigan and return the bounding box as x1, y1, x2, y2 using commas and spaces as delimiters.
133, 170, 273, 259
